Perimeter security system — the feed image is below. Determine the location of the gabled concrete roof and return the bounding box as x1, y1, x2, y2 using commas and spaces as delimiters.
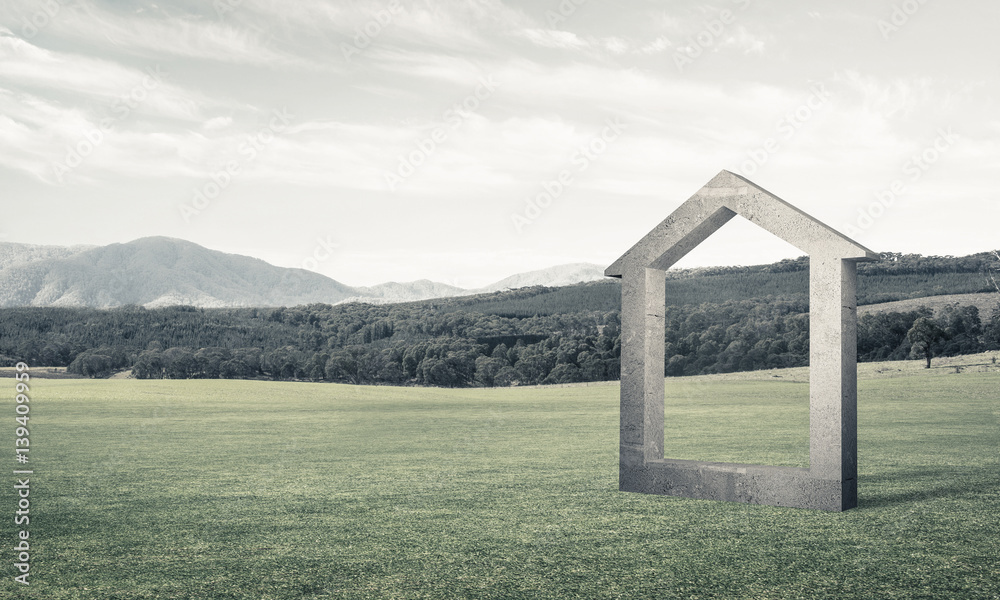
606, 170, 878, 277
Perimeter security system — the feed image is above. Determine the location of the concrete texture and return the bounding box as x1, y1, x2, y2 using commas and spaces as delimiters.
607, 170, 878, 511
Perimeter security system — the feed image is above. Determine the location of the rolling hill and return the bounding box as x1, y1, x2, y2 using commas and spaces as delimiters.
0, 237, 357, 308
1, 238, 996, 313
0, 241, 94, 269
476, 263, 606, 293
0, 238, 608, 309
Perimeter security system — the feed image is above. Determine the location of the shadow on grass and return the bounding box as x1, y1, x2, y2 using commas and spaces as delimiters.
860, 465, 1000, 509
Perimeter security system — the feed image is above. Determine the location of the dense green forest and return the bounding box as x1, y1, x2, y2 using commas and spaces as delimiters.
0, 252, 997, 386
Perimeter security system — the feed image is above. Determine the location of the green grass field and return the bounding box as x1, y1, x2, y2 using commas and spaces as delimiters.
2, 354, 998, 599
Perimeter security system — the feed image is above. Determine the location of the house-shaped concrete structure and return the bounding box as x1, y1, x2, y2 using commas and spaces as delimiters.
606, 170, 878, 511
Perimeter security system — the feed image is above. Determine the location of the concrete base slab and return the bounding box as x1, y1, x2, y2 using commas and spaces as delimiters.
621, 460, 857, 511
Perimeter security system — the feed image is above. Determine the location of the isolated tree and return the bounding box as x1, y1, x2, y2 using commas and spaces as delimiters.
907, 317, 948, 368
985, 250, 1000, 294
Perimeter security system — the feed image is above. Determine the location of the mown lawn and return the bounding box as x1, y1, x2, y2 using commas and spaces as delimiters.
1, 355, 998, 599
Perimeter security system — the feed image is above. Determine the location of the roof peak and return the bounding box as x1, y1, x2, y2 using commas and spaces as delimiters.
606, 171, 878, 277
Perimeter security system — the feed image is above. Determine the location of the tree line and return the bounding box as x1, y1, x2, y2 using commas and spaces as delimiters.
458, 252, 1000, 317
1, 293, 997, 385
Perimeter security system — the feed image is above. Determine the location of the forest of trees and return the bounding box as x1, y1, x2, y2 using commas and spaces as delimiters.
0, 296, 996, 386
0, 252, 997, 386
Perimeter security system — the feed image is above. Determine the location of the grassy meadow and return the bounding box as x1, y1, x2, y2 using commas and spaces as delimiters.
2, 353, 998, 599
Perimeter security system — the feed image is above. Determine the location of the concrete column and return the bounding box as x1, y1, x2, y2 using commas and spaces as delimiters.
620, 266, 665, 472
809, 255, 858, 507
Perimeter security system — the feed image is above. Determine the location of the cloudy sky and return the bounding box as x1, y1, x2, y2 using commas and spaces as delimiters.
1, 0, 996, 287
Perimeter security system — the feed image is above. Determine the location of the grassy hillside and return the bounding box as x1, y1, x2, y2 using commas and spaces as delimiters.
3, 354, 997, 598
858, 292, 1000, 318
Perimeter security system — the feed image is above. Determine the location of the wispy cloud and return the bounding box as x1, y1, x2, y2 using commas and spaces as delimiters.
636, 36, 673, 54
0, 1, 314, 67
0, 29, 204, 121
835, 70, 938, 120
720, 25, 769, 55
0, 0, 995, 284
514, 28, 589, 50
203, 116, 234, 131
243, 0, 532, 56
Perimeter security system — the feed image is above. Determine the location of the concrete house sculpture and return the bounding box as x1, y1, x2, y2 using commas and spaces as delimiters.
606, 170, 879, 511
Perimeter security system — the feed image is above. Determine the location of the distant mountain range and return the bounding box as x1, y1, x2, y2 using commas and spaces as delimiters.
0, 238, 607, 309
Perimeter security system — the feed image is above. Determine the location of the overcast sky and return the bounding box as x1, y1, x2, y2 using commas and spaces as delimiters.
1, 0, 996, 287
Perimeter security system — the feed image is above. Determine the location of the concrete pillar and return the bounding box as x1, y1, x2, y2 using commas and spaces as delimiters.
620, 266, 665, 473
808, 255, 858, 509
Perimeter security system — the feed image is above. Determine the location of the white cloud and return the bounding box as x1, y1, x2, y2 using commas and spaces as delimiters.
575, 35, 675, 56
637, 36, 672, 54
203, 116, 234, 131
720, 26, 769, 55
652, 11, 684, 33
0, 0, 313, 67
0, 31, 205, 121
602, 37, 629, 54
246, 0, 531, 55
835, 70, 935, 120
2, 0, 996, 282
515, 28, 589, 50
